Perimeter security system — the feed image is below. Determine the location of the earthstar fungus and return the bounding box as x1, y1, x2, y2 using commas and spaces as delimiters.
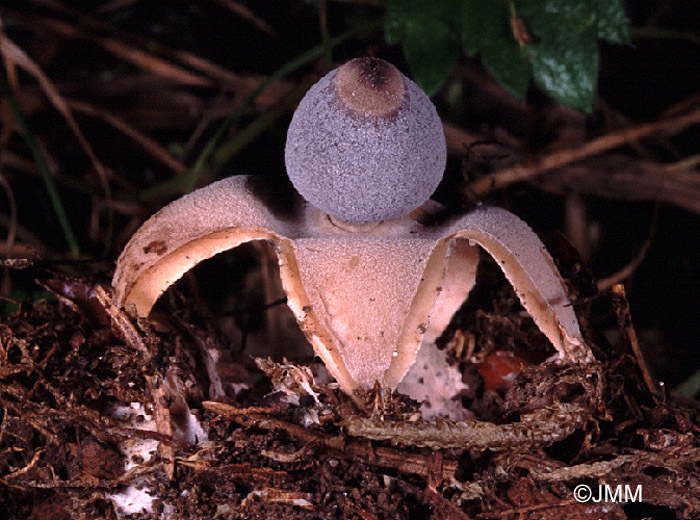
113, 58, 593, 394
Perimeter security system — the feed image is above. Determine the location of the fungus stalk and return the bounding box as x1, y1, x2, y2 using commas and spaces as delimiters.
113, 57, 593, 395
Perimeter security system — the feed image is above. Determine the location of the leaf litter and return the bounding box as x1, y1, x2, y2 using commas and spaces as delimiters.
0, 260, 697, 519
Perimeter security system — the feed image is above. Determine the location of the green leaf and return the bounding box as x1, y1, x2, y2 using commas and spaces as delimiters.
386, 0, 629, 111
401, 31, 460, 96
593, 0, 630, 43
460, 0, 497, 56
462, 0, 530, 99
385, 0, 461, 96
482, 40, 531, 100
529, 32, 598, 113
514, 0, 629, 43
517, 0, 599, 112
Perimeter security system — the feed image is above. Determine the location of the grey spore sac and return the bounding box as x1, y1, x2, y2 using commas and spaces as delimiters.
285, 57, 446, 224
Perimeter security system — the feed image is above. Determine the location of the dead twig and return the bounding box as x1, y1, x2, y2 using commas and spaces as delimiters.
241, 487, 314, 511
469, 108, 700, 195
343, 401, 590, 450
0, 448, 45, 483
597, 206, 657, 291
179, 460, 288, 485
0, 170, 17, 295
0, 171, 16, 252
203, 401, 280, 417
6, 8, 292, 101
329, 0, 386, 6
207, 0, 278, 37
92, 285, 150, 357
109, 427, 193, 450
611, 284, 659, 396
537, 155, 700, 216
26, 16, 212, 88
149, 379, 176, 479
479, 498, 586, 519
202, 400, 460, 482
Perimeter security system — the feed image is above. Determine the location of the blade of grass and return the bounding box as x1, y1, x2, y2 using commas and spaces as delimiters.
0, 68, 80, 257
185, 20, 382, 193
141, 19, 382, 200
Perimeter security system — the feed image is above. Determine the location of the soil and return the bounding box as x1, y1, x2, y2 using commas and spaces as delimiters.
1, 259, 698, 520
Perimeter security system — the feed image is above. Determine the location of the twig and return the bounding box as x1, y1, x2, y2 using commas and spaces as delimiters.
664, 153, 700, 172
0, 151, 37, 173
343, 401, 589, 450
0, 215, 48, 256
661, 91, 700, 118
479, 499, 580, 519
536, 155, 700, 216
0, 405, 7, 445
148, 379, 176, 479
110, 427, 192, 450
597, 236, 653, 291
0, 170, 17, 254
202, 400, 460, 481
241, 487, 314, 511
469, 108, 700, 195
208, 0, 278, 37
597, 206, 657, 291
203, 401, 279, 416
0, 448, 46, 481
29, 16, 212, 88
92, 285, 150, 356
14, 9, 290, 97
96, 0, 139, 12
329, 0, 386, 5
611, 284, 658, 396
528, 454, 636, 481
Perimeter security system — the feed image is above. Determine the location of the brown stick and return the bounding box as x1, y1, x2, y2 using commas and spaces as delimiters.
469, 108, 700, 195
611, 284, 659, 396
537, 155, 700, 216
202, 401, 459, 481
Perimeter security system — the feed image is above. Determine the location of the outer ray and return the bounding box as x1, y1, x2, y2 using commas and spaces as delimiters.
113, 175, 592, 393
